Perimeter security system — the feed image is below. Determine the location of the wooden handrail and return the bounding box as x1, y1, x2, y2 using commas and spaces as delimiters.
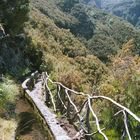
41, 72, 140, 140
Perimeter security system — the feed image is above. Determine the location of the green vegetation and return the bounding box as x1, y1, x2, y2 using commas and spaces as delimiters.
0, 77, 19, 112
0, 0, 29, 35
32, 0, 140, 61
0, 0, 30, 77
97, 40, 140, 139
0, 0, 140, 139
24, 1, 140, 138
0, 77, 20, 140
102, 0, 140, 27
0, 0, 30, 113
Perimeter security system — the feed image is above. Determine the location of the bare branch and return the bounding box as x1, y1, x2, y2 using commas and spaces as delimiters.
65, 89, 81, 120
114, 110, 132, 140
46, 73, 140, 124
41, 72, 140, 139
123, 111, 132, 140
44, 77, 56, 111
57, 85, 67, 110
85, 128, 106, 136
88, 98, 108, 140
91, 96, 140, 123
72, 99, 88, 121
114, 110, 124, 116
47, 76, 87, 97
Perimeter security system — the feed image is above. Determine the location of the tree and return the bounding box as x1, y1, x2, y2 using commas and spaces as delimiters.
58, 0, 79, 12
99, 40, 140, 139
0, 0, 29, 35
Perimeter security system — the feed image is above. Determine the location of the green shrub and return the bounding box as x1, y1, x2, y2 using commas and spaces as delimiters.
0, 0, 29, 35
0, 78, 19, 110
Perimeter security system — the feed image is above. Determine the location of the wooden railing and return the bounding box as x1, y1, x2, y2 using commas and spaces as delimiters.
41, 72, 140, 140
22, 71, 71, 140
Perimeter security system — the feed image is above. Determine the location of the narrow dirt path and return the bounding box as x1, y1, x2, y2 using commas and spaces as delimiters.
15, 97, 47, 140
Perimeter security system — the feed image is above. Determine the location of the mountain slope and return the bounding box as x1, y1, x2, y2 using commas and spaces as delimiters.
0, 0, 140, 139
24, 7, 107, 93
58, 1, 140, 61
25, 3, 140, 138
101, 0, 140, 27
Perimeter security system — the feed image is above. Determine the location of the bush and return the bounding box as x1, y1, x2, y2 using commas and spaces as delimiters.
0, 77, 19, 111
98, 40, 140, 138
0, 0, 29, 35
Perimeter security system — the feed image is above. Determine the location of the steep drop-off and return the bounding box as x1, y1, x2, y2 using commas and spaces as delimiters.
0, 0, 140, 139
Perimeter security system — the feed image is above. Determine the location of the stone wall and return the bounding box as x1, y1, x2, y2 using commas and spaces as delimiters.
22, 75, 71, 140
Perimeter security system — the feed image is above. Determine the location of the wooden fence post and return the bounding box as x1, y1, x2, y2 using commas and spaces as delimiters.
45, 78, 50, 107
85, 103, 92, 140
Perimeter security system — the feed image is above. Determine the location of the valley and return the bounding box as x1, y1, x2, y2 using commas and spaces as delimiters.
0, 0, 140, 139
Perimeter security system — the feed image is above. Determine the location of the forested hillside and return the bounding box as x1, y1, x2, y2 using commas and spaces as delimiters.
101, 0, 140, 27
0, 0, 30, 76
0, 0, 140, 139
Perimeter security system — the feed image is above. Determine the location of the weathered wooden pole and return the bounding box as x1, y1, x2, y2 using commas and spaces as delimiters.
85, 103, 92, 140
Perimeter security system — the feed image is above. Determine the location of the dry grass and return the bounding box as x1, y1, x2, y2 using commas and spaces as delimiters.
0, 118, 17, 140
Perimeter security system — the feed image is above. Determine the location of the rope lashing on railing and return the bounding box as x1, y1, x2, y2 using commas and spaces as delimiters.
41, 72, 140, 140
